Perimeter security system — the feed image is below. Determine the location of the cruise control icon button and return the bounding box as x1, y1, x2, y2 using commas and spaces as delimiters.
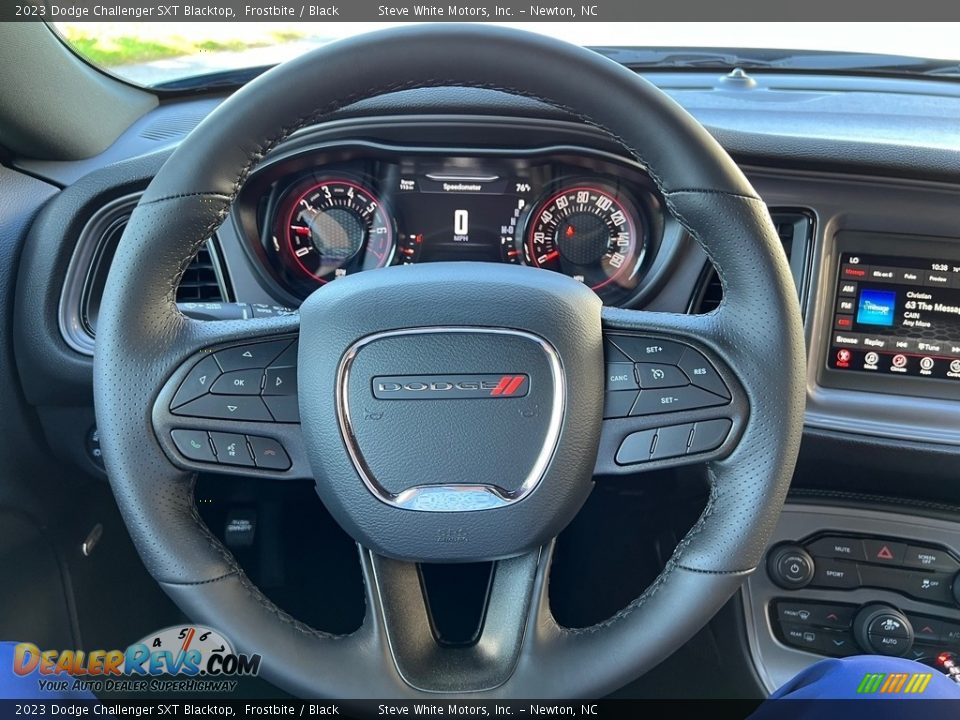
635, 363, 687, 389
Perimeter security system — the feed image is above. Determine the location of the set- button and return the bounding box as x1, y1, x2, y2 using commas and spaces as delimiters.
171, 339, 299, 423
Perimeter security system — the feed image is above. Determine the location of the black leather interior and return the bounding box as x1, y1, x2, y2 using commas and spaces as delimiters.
93, 25, 804, 697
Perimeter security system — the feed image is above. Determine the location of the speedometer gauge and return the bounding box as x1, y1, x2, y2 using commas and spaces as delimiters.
526, 183, 646, 299
277, 177, 394, 284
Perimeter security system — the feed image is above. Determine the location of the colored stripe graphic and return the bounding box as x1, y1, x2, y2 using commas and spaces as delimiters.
857, 672, 932, 694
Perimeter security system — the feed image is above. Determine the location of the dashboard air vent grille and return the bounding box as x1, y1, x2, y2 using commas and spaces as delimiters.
176, 244, 226, 303
693, 208, 813, 314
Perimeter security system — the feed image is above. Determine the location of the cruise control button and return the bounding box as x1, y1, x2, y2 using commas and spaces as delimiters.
635, 363, 688, 389
604, 338, 632, 363
215, 340, 291, 372
174, 395, 272, 422
264, 395, 300, 423
807, 536, 867, 562
651, 424, 693, 460
688, 419, 732, 454
606, 363, 639, 392
904, 545, 960, 573
209, 432, 255, 467
247, 435, 291, 471
615, 429, 656, 465
171, 356, 221, 409
677, 348, 730, 399
603, 390, 638, 419
630, 386, 728, 416
863, 539, 906, 565
811, 559, 858, 589
210, 369, 263, 396
263, 367, 297, 396
170, 430, 216, 463
609, 336, 686, 364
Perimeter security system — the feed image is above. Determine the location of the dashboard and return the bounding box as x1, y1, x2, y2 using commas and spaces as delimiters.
235, 144, 663, 306
10, 68, 960, 700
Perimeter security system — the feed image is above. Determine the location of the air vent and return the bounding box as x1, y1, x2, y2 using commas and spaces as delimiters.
60, 194, 232, 355
692, 208, 813, 315
138, 113, 205, 142
177, 243, 227, 303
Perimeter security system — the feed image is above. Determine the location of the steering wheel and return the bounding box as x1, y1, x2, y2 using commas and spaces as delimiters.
93, 25, 804, 698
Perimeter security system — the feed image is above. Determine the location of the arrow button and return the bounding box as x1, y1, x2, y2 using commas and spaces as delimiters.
263, 367, 298, 396
173, 395, 272, 422
171, 356, 222, 409
214, 339, 292, 372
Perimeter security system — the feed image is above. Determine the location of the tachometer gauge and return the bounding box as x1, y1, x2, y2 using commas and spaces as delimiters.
526, 183, 646, 300
276, 177, 394, 283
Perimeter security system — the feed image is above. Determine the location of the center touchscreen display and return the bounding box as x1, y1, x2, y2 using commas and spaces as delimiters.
828, 251, 960, 380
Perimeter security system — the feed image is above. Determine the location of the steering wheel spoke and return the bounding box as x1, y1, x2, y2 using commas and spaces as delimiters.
152, 316, 308, 479
595, 307, 748, 475
361, 545, 549, 694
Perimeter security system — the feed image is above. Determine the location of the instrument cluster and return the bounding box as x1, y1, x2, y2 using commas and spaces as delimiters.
236, 144, 665, 306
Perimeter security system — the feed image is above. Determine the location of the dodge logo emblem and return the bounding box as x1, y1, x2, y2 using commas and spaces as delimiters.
372, 374, 529, 400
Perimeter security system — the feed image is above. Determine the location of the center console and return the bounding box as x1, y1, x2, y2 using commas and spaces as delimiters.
745, 504, 960, 692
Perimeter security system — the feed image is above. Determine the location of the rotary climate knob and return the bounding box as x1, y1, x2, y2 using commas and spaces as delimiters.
854, 604, 914, 656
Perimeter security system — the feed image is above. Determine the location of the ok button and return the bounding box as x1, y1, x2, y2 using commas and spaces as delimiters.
211, 369, 264, 396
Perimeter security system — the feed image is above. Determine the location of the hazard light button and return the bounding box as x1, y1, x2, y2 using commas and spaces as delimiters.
863, 539, 907, 565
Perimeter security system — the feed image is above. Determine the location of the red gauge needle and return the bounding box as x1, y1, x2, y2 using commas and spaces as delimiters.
539, 250, 561, 264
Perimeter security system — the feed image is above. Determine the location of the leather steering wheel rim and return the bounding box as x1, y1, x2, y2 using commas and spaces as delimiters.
93, 25, 805, 698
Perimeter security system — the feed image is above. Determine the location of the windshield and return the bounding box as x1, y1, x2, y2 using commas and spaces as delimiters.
53, 22, 960, 88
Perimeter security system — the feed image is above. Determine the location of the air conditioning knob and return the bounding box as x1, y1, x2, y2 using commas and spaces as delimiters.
854, 604, 914, 656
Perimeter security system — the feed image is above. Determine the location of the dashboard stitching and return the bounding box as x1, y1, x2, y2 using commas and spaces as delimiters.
662, 191, 731, 317
140, 191, 232, 205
